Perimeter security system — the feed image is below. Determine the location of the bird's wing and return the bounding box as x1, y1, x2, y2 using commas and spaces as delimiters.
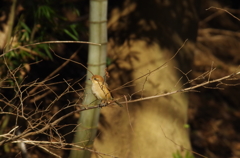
104, 82, 113, 98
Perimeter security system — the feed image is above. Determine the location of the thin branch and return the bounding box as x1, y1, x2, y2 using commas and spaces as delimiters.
113, 39, 188, 92
207, 7, 240, 21
159, 124, 208, 158
2, 40, 101, 57
121, 71, 240, 104
11, 139, 118, 158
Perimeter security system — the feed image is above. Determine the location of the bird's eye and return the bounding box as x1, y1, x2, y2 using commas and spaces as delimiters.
94, 78, 97, 80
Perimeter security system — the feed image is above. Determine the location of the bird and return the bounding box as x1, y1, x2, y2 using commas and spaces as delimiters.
90, 75, 122, 107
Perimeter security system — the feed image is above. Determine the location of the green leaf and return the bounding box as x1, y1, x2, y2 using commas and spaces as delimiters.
172, 151, 182, 158
20, 22, 31, 33
70, 24, 79, 37
64, 29, 79, 41
184, 124, 190, 128
36, 5, 55, 20
74, 8, 80, 16
43, 45, 53, 60
185, 151, 194, 158
21, 31, 30, 42
107, 57, 112, 66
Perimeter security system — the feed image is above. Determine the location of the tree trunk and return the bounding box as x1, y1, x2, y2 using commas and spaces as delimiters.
92, 0, 198, 157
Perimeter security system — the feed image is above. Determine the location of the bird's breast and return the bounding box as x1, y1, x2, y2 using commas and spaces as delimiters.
92, 83, 111, 100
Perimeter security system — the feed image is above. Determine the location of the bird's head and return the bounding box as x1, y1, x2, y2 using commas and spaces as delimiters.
91, 75, 104, 83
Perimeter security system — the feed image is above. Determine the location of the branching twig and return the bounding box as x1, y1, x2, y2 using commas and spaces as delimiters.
2, 40, 101, 58
11, 139, 118, 158
207, 7, 240, 21
1, 37, 240, 158
121, 71, 240, 104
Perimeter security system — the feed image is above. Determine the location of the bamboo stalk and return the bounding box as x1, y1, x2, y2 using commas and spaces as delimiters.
69, 0, 108, 157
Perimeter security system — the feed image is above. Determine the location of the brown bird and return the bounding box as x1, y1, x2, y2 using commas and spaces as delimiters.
90, 75, 122, 107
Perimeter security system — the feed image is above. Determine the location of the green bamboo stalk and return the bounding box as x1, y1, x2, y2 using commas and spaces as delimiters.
69, 0, 108, 157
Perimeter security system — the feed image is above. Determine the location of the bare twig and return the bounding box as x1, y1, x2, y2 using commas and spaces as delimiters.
29, 48, 81, 95
207, 7, 240, 21
159, 124, 208, 158
11, 139, 118, 158
2, 40, 101, 58
113, 39, 188, 92
122, 71, 240, 104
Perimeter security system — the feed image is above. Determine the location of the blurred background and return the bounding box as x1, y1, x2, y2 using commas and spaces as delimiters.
0, 0, 240, 158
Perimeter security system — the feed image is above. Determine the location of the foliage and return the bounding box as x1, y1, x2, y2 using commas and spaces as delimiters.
0, 1, 88, 157
173, 151, 194, 158
3, 0, 86, 79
